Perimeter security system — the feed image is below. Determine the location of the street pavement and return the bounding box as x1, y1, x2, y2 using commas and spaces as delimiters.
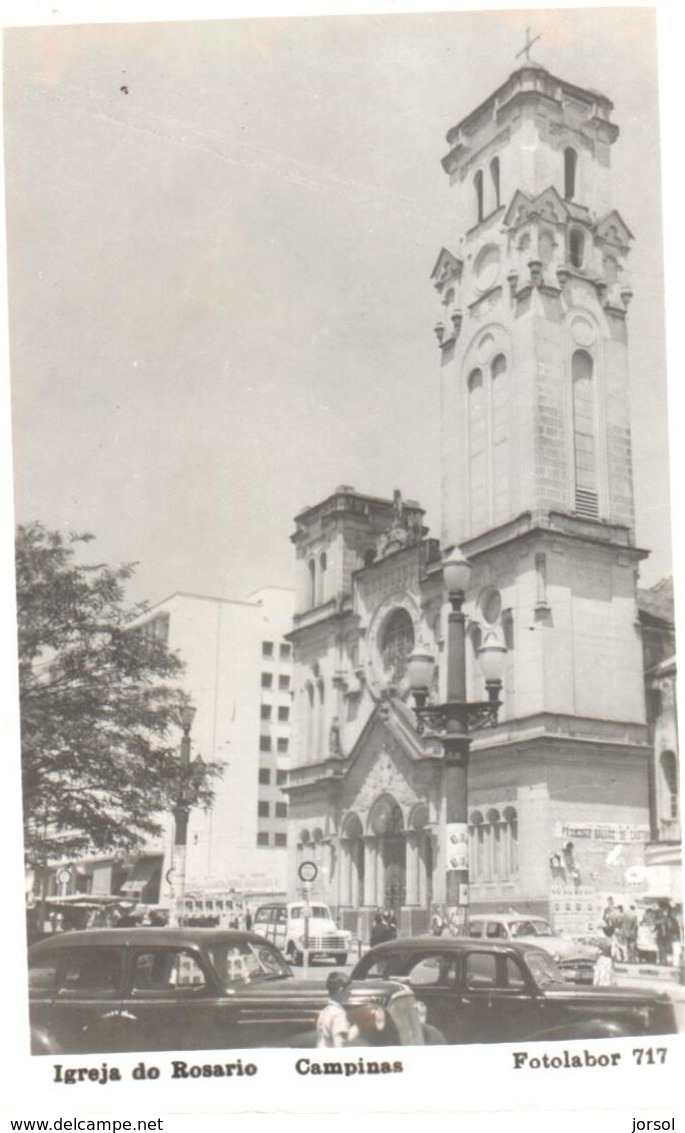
615, 966, 685, 1030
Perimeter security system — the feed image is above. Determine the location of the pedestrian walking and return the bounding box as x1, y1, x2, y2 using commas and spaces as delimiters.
384, 911, 398, 940
593, 932, 616, 987
430, 907, 445, 936
610, 905, 626, 961
370, 912, 386, 948
621, 905, 639, 963
316, 972, 359, 1048
655, 903, 677, 966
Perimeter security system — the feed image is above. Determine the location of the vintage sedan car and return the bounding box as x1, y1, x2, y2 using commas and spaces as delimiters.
28, 928, 423, 1055
466, 913, 598, 983
351, 936, 678, 1044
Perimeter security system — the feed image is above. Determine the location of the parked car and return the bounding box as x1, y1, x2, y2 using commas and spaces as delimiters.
351, 936, 677, 1044
28, 928, 422, 1055
252, 901, 350, 965
466, 913, 598, 983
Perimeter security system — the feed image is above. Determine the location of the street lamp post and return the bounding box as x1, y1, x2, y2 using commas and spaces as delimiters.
169, 703, 198, 926
407, 550, 506, 933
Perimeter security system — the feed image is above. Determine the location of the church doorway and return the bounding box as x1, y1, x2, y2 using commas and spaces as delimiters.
369, 795, 406, 913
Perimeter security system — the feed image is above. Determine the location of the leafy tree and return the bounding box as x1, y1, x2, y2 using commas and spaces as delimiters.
16, 521, 219, 865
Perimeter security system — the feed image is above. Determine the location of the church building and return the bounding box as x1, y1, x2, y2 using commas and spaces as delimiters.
286, 60, 655, 939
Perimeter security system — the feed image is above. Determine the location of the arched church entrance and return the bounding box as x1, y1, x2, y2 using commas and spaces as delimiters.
337, 794, 434, 938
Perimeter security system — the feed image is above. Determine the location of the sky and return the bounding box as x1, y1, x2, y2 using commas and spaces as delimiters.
2, 6, 673, 607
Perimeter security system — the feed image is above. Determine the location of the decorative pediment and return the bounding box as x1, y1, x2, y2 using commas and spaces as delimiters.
532, 185, 571, 225
595, 210, 634, 248
430, 247, 463, 292
504, 187, 592, 230
503, 189, 534, 228
340, 701, 440, 821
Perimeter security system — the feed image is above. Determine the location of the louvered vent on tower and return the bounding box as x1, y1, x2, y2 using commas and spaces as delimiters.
575, 488, 599, 519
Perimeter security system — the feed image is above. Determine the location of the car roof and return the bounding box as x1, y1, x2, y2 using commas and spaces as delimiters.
29, 928, 268, 952
362, 935, 550, 957
469, 914, 547, 922
256, 902, 328, 910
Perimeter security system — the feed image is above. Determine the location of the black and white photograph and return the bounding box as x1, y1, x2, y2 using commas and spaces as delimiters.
1, 0, 683, 1123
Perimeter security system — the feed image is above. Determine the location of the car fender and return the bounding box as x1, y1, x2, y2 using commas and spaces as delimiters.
30, 1026, 63, 1056
526, 1017, 631, 1043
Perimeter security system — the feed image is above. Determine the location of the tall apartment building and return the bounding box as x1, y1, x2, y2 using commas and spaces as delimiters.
55, 586, 295, 908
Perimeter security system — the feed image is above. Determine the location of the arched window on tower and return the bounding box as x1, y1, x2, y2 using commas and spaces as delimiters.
564, 147, 578, 201
305, 682, 315, 759
316, 680, 325, 758
474, 170, 484, 224
468, 368, 487, 533
572, 349, 598, 518
489, 157, 501, 212
539, 229, 554, 267
316, 552, 327, 605
491, 354, 509, 524
467, 354, 510, 534
568, 228, 585, 269
603, 253, 618, 285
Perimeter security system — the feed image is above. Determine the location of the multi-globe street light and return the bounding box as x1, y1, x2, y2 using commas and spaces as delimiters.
407, 550, 506, 932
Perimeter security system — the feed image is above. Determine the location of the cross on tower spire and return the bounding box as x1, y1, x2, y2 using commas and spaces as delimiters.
516, 26, 542, 63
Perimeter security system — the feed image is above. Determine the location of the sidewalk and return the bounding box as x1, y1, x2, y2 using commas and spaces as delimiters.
614, 960, 682, 983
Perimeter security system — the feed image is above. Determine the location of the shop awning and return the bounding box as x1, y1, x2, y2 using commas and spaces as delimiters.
119, 858, 161, 895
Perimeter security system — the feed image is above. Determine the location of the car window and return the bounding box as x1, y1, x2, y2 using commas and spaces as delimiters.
57, 947, 123, 996
486, 922, 507, 939
529, 920, 554, 937
28, 951, 60, 994
129, 949, 207, 993
465, 951, 498, 988
275, 908, 287, 924
524, 950, 564, 989
510, 920, 553, 938
254, 908, 271, 925
407, 955, 458, 988
356, 952, 408, 979
208, 940, 291, 988
505, 956, 528, 990
357, 956, 391, 978
468, 922, 483, 938
407, 956, 441, 986
510, 920, 536, 936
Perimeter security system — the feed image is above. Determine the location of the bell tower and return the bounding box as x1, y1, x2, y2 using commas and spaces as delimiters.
431, 58, 651, 920
436, 61, 634, 546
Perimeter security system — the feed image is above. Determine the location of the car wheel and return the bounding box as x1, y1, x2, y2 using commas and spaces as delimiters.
333, 954, 347, 966
287, 942, 303, 966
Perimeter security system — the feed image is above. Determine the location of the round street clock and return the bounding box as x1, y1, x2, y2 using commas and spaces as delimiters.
298, 860, 318, 883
